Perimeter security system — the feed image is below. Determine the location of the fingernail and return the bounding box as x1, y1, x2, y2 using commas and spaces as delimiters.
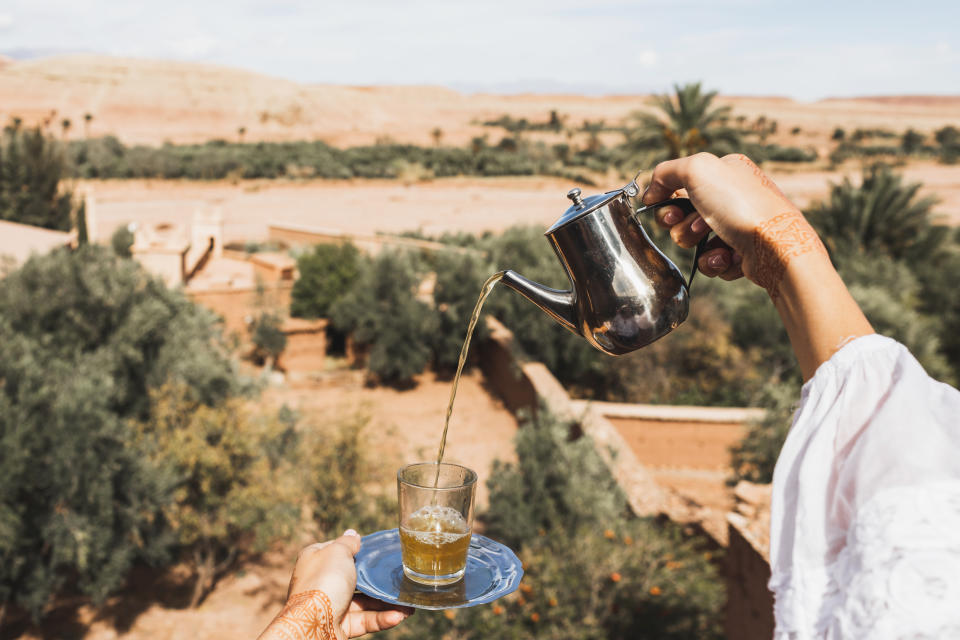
343, 529, 359, 537
663, 208, 681, 225
690, 216, 706, 234
707, 254, 728, 270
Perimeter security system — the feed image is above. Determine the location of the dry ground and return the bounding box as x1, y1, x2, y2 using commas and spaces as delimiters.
260, 368, 519, 511
83, 161, 960, 249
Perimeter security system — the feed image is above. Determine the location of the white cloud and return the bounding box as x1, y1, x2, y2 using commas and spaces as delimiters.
935, 41, 951, 56
167, 35, 219, 60
0, 13, 14, 30
636, 49, 658, 68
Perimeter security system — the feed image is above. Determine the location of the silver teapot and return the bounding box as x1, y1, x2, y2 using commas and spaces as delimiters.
501, 174, 705, 356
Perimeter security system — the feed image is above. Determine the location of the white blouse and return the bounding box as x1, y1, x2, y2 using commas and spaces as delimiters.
769, 334, 960, 639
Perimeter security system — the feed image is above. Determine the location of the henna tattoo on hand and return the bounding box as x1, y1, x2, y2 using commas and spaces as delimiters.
260, 590, 338, 640
732, 154, 793, 205
753, 210, 827, 300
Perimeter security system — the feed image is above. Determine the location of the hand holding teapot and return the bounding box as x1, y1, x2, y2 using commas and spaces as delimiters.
501, 152, 835, 362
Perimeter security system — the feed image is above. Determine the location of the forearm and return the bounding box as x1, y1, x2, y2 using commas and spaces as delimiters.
772, 249, 873, 381
259, 590, 339, 640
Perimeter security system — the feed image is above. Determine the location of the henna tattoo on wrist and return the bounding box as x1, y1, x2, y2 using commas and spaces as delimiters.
752, 210, 827, 300
260, 590, 338, 640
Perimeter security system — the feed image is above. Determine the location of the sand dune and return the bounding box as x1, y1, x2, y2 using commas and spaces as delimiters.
3, 54, 959, 148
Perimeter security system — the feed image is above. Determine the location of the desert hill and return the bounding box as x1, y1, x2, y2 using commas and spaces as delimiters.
2, 54, 959, 148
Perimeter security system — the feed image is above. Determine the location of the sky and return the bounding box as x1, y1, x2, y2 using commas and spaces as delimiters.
0, 0, 958, 101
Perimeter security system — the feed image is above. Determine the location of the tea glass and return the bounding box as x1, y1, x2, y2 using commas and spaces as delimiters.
397, 462, 476, 585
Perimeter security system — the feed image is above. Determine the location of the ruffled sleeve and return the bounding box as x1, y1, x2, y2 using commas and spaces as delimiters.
768, 334, 960, 639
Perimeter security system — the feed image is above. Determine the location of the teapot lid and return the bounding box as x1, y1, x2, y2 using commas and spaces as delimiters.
545, 186, 622, 235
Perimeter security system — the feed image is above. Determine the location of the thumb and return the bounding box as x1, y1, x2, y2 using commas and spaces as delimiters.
314, 530, 362, 621
335, 529, 362, 556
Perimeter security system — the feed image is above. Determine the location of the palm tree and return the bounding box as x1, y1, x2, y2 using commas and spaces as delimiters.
625, 82, 741, 167
548, 109, 564, 132
807, 163, 945, 266
430, 127, 443, 147
61, 118, 72, 139
83, 112, 93, 138
237, 126, 246, 143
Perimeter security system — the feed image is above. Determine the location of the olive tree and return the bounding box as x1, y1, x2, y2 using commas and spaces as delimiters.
0, 246, 244, 622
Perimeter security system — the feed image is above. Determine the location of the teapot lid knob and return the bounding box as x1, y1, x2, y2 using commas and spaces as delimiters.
566, 187, 584, 208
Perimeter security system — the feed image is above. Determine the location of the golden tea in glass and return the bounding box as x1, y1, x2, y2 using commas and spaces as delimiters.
397, 462, 476, 585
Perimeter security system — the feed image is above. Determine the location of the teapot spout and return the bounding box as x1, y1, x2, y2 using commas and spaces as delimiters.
501, 270, 580, 336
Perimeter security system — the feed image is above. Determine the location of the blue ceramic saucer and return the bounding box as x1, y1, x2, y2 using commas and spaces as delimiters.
355, 529, 523, 610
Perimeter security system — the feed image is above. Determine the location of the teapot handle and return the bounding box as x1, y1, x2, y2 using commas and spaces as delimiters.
633, 197, 711, 291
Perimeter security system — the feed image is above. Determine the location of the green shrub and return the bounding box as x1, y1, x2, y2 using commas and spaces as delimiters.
901, 129, 926, 154
65, 138, 577, 182
110, 224, 135, 257
0, 246, 245, 619
840, 255, 954, 384
68, 135, 126, 178
912, 239, 960, 383
0, 335, 172, 620
250, 311, 287, 365
291, 243, 363, 319
133, 384, 300, 607
331, 250, 436, 386
394, 521, 723, 640
935, 125, 960, 163
756, 143, 817, 163
1, 126, 76, 231
936, 125, 960, 148
484, 408, 630, 548
298, 408, 394, 537
601, 294, 763, 406
851, 127, 898, 141
430, 251, 494, 374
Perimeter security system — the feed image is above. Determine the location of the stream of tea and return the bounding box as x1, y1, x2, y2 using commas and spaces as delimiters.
433, 271, 505, 487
